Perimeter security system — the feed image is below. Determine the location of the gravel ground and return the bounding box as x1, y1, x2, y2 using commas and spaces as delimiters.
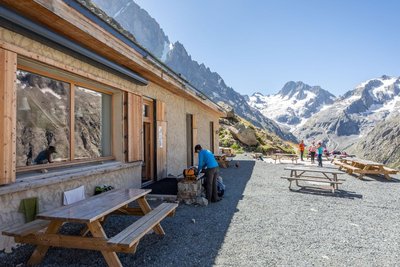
1, 155, 400, 267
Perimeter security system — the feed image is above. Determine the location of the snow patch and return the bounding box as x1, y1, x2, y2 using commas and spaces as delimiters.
113, 1, 132, 18
161, 41, 172, 61
41, 88, 62, 100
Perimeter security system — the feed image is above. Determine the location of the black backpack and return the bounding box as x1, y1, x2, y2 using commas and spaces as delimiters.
217, 178, 225, 197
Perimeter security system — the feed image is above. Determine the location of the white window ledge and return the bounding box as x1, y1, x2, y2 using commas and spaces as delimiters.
0, 161, 142, 196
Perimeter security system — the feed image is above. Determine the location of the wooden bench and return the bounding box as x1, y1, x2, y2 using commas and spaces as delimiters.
272, 154, 298, 164
108, 202, 178, 252
215, 154, 229, 168
383, 166, 398, 174
338, 163, 360, 174
281, 176, 343, 193
3, 219, 50, 238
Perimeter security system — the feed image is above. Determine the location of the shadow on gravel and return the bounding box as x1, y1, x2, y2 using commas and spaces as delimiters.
351, 174, 400, 183
290, 187, 363, 200
0, 159, 256, 267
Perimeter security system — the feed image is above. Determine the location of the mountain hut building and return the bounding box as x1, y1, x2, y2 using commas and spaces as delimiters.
0, 0, 224, 251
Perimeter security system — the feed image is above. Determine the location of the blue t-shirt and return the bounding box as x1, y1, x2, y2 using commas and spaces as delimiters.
317, 146, 323, 155
198, 149, 219, 171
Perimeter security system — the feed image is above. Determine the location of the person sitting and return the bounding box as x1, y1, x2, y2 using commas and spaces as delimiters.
194, 144, 221, 203
34, 146, 57, 164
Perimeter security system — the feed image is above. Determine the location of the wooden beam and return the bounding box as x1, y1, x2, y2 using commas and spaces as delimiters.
0, 48, 16, 185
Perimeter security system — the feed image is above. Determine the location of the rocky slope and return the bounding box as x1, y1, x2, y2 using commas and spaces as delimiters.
89, 0, 296, 142
248, 81, 335, 131
349, 110, 400, 168
295, 76, 400, 154
219, 114, 295, 155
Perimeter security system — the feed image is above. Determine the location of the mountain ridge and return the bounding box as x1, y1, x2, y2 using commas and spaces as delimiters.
90, 0, 297, 142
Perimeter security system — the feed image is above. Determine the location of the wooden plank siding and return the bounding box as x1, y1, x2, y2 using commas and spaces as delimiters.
0, 48, 17, 185
156, 101, 167, 179
127, 93, 143, 162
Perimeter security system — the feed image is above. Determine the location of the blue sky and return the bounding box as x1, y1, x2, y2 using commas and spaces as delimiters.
134, 0, 400, 96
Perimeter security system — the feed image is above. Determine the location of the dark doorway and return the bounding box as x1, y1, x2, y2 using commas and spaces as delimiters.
210, 121, 215, 153
142, 99, 154, 184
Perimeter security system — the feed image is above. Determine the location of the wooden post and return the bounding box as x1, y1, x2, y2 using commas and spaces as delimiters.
0, 49, 17, 185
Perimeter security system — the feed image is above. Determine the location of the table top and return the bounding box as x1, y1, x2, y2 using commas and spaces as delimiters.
37, 188, 151, 223
344, 158, 384, 166
284, 166, 345, 174
274, 153, 297, 157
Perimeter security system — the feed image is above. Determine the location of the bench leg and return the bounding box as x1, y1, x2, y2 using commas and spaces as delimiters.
87, 221, 122, 267
27, 220, 63, 266
137, 197, 165, 235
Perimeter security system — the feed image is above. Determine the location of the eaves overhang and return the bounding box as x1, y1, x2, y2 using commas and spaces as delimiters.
0, 4, 148, 86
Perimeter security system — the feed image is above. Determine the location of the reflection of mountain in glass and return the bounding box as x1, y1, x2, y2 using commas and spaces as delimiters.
16, 70, 70, 167
74, 86, 102, 160
16, 70, 107, 167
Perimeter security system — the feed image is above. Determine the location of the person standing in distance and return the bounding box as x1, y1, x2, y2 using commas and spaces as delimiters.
317, 141, 324, 167
194, 144, 221, 203
299, 140, 305, 161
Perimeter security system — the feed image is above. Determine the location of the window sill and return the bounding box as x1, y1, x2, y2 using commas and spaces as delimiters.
0, 161, 142, 196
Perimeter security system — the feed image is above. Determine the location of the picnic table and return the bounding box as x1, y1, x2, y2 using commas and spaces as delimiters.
272, 153, 299, 164
281, 166, 345, 193
333, 158, 398, 180
219, 147, 236, 157
3, 188, 178, 267
215, 154, 230, 168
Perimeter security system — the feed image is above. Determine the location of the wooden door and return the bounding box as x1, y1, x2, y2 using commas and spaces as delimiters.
142, 99, 154, 183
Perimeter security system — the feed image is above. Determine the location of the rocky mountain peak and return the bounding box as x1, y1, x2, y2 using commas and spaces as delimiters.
279, 81, 307, 98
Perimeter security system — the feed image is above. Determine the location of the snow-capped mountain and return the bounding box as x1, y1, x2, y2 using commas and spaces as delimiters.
296, 75, 400, 152
248, 81, 336, 131
91, 0, 171, 60
86, 0, 296, 141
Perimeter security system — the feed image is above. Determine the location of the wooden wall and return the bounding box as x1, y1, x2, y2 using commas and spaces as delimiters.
0, 48, 17, 185
156, 101, 167, 179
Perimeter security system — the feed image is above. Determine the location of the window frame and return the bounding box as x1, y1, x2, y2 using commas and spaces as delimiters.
16, 65, 115, 173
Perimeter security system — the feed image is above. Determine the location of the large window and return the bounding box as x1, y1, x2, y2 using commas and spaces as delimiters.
16, 69, 112, 168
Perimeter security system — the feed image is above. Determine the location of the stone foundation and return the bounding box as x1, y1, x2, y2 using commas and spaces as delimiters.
177, 179, 207, 205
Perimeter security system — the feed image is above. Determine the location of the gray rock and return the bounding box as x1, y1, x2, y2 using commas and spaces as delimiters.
228, 124, 258, 146
195, 197, 208, 206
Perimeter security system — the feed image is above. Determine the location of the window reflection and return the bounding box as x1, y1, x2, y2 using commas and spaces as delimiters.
74, 86, 111, 159
16, 70, 70, 167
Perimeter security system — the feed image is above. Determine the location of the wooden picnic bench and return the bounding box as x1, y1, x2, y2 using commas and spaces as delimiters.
334, 158, 399, 180
281, 166, 345, 193
215, 154, 230, 168
2, 188, 178, 267
272, 153, 298, 164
